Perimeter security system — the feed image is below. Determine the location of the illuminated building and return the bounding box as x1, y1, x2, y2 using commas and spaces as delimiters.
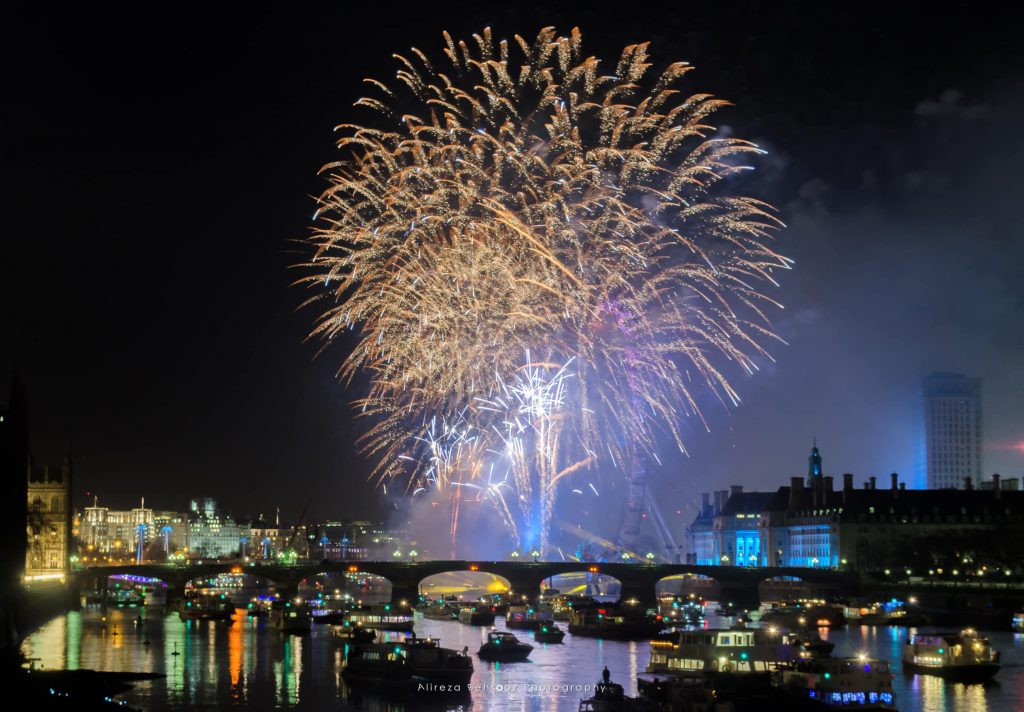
923, 372, 983, 489
186, 498, 248, 559
689, 444, 1023, 571
25, 453, 72, 581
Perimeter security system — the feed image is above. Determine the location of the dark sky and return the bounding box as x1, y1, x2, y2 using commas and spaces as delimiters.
3, 3, 1022, 532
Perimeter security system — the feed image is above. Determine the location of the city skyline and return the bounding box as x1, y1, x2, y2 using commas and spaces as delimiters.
3, 5, 1023, 530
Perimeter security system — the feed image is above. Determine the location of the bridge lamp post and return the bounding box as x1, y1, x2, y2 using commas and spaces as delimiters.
720, 554, 730, 565
645, 552, 655, 564
510, 551, 520, 561
393, 549, 402, 559
531, 550, 540, 563
811, 557, 820, 568
409, 550, 418, 562
621, 552, 631, 562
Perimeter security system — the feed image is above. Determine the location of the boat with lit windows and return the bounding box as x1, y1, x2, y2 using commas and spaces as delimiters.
246, 594, 275, 617
457, 604, 496, 626
178, 593, 234, 621
647, 627, 802, 694
568, 603, 665, 640
533, 622, 565, 643
270, 598, 311, 633
777, 656, 896, 710
343, 634, 473, 687
660, 596, 705, 627
506, 603, 554, 630
477, 630, 533, 661
347, 603, 414, 631
902, 628, 1000, 680
846, 600, 928, 627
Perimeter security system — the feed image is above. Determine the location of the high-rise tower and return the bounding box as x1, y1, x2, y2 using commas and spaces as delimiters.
923, 373, 982, 489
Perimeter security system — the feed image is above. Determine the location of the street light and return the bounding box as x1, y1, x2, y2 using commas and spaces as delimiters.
409, 550, 418, 561
531, 550, 540, 562
510, 551, 520, 561
645, 552, 656, 564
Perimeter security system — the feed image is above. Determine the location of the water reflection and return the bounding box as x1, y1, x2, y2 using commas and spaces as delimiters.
20, 607, 1024, 711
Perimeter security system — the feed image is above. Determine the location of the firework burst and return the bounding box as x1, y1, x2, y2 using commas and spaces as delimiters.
300, 27, 791, 552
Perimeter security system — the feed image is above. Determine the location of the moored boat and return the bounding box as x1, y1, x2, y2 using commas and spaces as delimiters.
347, 603, 414, 631
902, 628, 1000, 680
506, 603, 554, 630
568, 604, 664, 640
178, 593, 234, 621
343, 635, 473, 687
458, 604, 496, 626
1011, 612, 1023, 633
270, 598, 311, 633
331, 621, 376, 645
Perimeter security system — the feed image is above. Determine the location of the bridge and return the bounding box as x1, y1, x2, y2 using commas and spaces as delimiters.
73, 561, 860, 610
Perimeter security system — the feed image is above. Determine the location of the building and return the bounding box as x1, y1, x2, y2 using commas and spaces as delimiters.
923, 372, 983, 489
25, 454, 72, 581
689, 444, 1024, 571
186, 498, 247, 559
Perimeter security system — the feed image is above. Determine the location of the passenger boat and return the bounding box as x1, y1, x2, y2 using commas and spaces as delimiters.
506, 603, 554, 630
477, 630, 533, 661
246, 594, 275, 617
178, 594, 234, 621
269, 599, 311, 633
902, 628, 1001, 680
533, 622, 565, 643
342, 635, 473, 688
544, 593, 596, 621
347, 603, 414, 631
568, 604, 665, 640
777, 656, 896, 710
647, 626, 800, 695
457, 604, 496, 626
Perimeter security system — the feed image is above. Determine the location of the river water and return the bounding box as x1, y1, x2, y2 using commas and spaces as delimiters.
20, 607, 1024, 711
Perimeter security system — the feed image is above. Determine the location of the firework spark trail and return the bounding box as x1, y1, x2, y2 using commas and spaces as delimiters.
301, 27, 791, 552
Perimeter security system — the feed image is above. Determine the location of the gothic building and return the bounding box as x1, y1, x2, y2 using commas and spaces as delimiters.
26, 454, 72, 580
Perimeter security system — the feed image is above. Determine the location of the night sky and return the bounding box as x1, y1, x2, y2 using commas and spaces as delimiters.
3, 4, 1022, 533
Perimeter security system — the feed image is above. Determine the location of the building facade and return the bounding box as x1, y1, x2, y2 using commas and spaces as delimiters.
690, 445, 1023, 571
186, 498, 247, 559
25, 455, 72, 581
923, 372, 983, 489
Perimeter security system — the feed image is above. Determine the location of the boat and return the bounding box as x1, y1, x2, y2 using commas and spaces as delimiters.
760, 601, 846, 629
477, 630, 533, 661
457, 604, 496, 626
419, 598, 459, 620
636, 673, 726, 712
533, 622, 565, 643
246, 594, 275, 617
331, 621, 376, 645
568, 604, 665, 640
661, 596, 705, 627
647, 626, 804, 696
777, 656, 896, 710
269, 599, 311, 633
347, 603, 415, 631
762, 626, 834, 658
343, 635, 473, 688
506, 603, 554, 630
544, 593, 597, 621
1011, 612, 1023, 633
178, 593, 234, 621
846, 601, 928, 627
902, 628, 1000, 680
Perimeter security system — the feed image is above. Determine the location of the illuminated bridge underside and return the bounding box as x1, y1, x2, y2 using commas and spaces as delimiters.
75, 561, 858, 609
